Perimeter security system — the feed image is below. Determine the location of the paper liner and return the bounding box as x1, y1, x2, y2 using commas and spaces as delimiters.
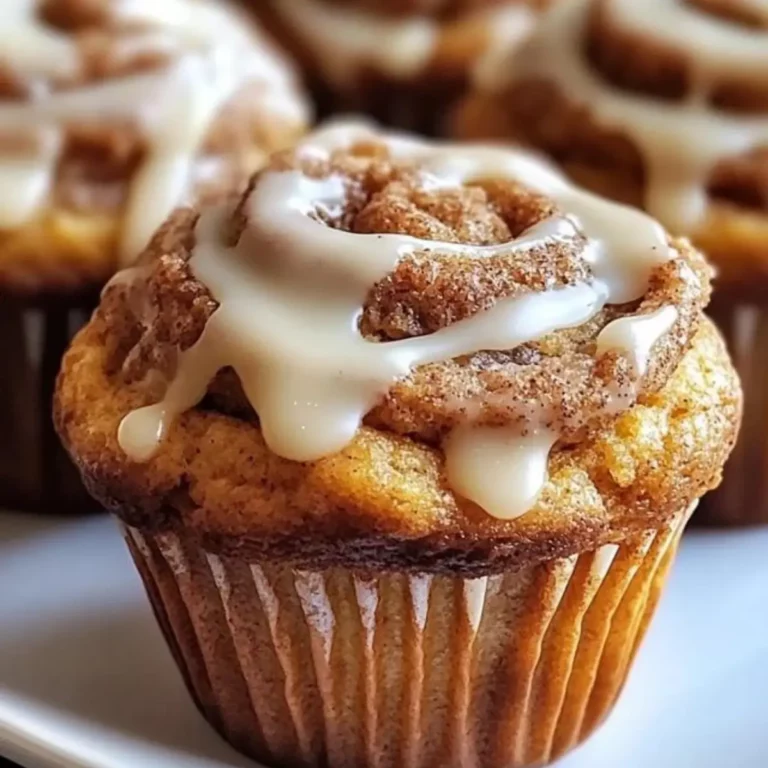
122, 506, 688, 768
702, 301, 766, 526
0, 298, 97, 513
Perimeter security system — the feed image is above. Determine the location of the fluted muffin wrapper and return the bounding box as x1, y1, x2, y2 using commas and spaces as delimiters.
0, 297, 97, 513
121, 505, 689, 768
701, 301, 768, 526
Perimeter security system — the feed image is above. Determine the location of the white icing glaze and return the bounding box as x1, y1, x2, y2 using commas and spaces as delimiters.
498, 0, 768, 232
117, 123, 678, 520
445, 426, 556, 520
273, 0, 538, 89
597, 305, 679, 376
0, 0, 308, 265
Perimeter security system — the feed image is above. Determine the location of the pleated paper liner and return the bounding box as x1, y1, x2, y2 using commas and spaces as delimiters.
0, 295, 98, 513
701, 300, 767, 526
122, 504, 690, 768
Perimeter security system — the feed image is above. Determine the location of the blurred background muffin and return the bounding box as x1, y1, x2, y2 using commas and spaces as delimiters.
0, 0, 310, 514
56, 123, 740, 768
455, 0, 767, 525
249, 0, 553, 133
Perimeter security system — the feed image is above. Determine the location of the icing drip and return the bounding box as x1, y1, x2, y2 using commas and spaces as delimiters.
500, 0, 768, 232
596, 305, 679, 412
117, 124, 676, 520
597, 306, 679, 377
273, 0, 537, 89
0, 0, 308, 265
445, 427, 557, 520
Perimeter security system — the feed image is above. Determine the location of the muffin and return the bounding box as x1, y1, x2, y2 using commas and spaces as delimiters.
455, 0, 767, 525
1, 0, 310, 513
250, 0, 552, 133
56, 123, 740, 768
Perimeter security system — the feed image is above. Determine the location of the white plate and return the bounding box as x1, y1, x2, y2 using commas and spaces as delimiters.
0, 511, 767, 768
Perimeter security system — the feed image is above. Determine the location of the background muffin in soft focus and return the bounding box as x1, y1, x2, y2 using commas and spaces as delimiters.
455, 0, 768, 525
0, 0, 310, 514
248, 0, 553, 133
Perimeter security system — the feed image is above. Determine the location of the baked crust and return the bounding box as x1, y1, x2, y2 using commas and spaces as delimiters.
56, 314, 739, 575
55, 139, 741, 575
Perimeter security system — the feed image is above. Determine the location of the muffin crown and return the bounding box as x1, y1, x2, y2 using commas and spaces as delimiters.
55, 124, 739, 573
95, 122, 711, 524
0, 0, 308, 268
490, 0, 768, 233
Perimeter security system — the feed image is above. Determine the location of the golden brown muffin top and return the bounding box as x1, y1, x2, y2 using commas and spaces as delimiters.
458, 0, 768, 293
55, 124, 740, 575
0, 0, 310, 296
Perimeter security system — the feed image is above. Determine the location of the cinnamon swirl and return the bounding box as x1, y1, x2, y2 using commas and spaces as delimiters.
56, 123, 740, 767
1, 0, 310, 513
456, 0, 767, 524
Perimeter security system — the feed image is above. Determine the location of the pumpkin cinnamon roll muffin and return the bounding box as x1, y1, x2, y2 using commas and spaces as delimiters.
0, 0, 310, 513
456, 0, 768, 525
56, 123, 739, 767
250, 0, 552, 132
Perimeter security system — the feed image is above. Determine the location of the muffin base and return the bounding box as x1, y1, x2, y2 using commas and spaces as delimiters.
121, 505, 690, 768
0, 294, 98, 514
699, 300, 768, 526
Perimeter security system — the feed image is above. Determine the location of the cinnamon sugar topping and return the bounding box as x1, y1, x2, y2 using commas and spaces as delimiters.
488, 0, 768, 232
116, 123, 699, 520
0, 0, 308, 265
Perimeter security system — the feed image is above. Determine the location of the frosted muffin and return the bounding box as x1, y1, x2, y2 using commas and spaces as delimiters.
250, 0, 552, 132
456, 0, 768, 525
56, 123, 740, 768
1, 0, 310, 513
